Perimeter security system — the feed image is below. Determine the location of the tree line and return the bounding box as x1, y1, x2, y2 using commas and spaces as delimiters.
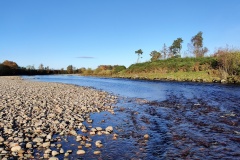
135, 31, 208, 62
0, 60, 64, 76
0, 60, 127, 77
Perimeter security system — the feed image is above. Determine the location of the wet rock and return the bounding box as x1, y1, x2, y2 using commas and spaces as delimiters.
96, 127, 102, 131
85, 143, 91, 148
64, 152, 69, 157
221, 79, 227, 83
77, 150, 85, 155
69, 130, 77, 136
56, 144, 62, 148
60, 148, 64, 154
113, 134, 118, 140
106, 126, 113, 133
52, 151, 59, 156
66, 150, 72, 153
81, 128, 88, 133
94, 150, 101, 155
95, 140, 103, 148
144, 134, 149, 140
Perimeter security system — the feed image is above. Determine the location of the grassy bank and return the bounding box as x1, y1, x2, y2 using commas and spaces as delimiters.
113, 57, 219, 82
82, 51, 240, 84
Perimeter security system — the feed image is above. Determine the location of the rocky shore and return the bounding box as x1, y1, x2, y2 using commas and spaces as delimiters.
0, 76, 117, 159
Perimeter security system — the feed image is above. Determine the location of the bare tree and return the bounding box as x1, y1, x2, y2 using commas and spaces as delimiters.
161, 43, 168, 59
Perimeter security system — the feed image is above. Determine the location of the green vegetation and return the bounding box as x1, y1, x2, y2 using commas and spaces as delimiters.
0, 60, 63, 76
150, 50, 162, 62
135, 49, 143, 63
114, 47, 240, 83
169, 37, 183, 58
214, 47, 240, 82
114, 56, 219, 82
190, 31, 208, 58
82, 65, 126, 76
1, 31, 240, 84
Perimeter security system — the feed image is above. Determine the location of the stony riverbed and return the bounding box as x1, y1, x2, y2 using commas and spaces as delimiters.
1, 76, 240, 160
0, 76, 118, 159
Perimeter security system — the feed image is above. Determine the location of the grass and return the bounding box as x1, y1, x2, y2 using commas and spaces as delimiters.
126, 57, 217, 74
115, 70, 220, 82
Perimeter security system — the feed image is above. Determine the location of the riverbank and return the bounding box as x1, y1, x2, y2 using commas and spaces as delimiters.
80, 55, 240, 84
81, 71, 240, 84
0, 76, 117, 159
112, 71, 240, 84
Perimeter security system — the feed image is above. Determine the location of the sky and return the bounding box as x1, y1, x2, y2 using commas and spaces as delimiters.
0, 0, 240, 70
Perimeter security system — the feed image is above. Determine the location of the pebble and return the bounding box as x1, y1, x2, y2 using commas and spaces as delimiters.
144, 134, 149, 140
94, 150, 101, 155
106, 126, 113, 133
77, 150, 85, 155
11, 146, 21, 152
85, 143, 91, 148
56, 144, 62, 148
0, 76, 117, 158
60, 148, 64, 154
96, 127, 102, 131
52, 151, 59, 156
49, 157, 59, 160
95, 140, 103, 148
64, 152, 69, 157
43, 142, 50, 148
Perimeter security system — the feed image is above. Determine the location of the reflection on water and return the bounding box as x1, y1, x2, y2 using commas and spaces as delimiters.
24, 75, 240, 159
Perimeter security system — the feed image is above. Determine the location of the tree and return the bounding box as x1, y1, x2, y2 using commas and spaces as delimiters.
191, 31, 208, 57
39, 63, 44, 71
26, 65, 35, 70
161, 43, 168, 59
45, 66, 50, 74
150, 50, 162, 62
214, 47, 240, 78
135, 49, 143, 63
169, 38, 183, 57
2, 60, 18, 69
67, 65, 73, 74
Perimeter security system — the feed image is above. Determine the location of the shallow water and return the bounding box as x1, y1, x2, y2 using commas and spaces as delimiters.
24, 75, 240, 159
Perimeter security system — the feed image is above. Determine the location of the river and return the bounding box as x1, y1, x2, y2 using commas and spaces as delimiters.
24, 75, 240, 159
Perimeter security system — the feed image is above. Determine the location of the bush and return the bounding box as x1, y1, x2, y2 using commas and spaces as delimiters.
214, 47, 240, 78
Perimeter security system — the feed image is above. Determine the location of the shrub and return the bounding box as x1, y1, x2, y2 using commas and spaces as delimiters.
214, 47, 240, 78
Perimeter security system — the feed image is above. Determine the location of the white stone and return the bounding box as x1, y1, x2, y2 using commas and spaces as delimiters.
77, 150, 85, 155
105, 126, 113, 133
11, 146, 21, 152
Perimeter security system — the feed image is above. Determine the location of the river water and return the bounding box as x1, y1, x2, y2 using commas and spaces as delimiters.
24, 75, 240, 159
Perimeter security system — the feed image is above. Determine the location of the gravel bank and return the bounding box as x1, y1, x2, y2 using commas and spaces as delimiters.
0, 76, 117, 159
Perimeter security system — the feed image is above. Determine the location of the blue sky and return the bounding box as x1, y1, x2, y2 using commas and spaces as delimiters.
0, 0, 240, 69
